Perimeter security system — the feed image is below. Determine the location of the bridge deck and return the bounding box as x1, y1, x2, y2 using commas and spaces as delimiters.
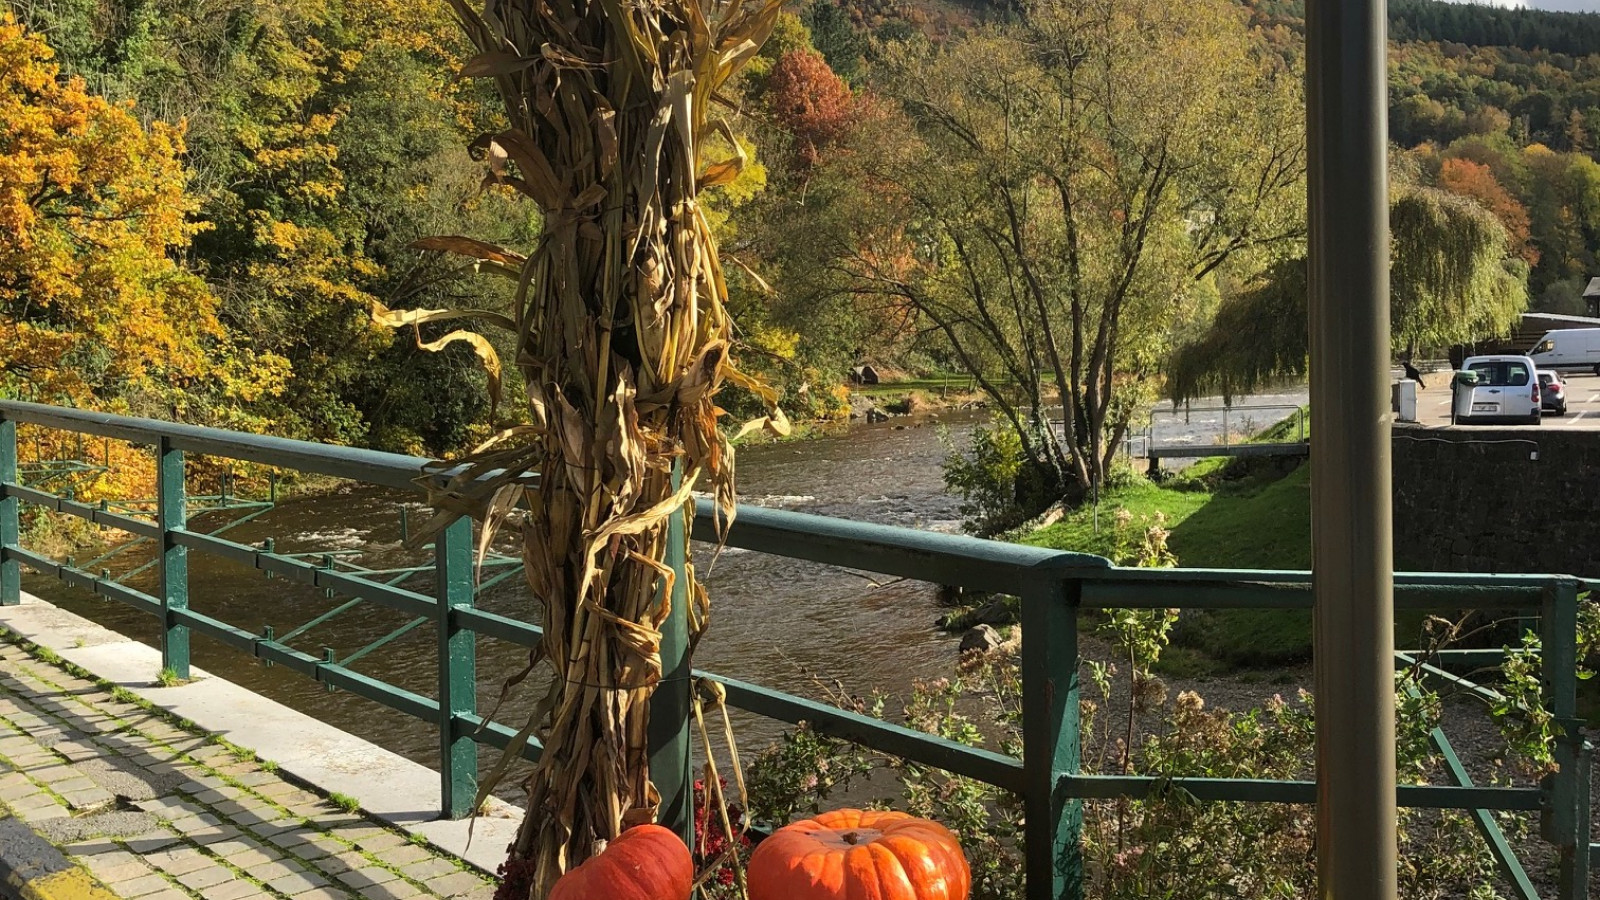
0, 638, 497, 900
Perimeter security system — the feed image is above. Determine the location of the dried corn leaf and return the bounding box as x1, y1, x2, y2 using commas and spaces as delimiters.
417, 330, 504, 416
460, 50, 540, 78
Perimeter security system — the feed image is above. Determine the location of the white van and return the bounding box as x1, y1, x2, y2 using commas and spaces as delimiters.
1453, 355, 1541, 425
1528, 328, 1600, 375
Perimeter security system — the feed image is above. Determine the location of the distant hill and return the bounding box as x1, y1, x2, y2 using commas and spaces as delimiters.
1243, 0, 1600, 55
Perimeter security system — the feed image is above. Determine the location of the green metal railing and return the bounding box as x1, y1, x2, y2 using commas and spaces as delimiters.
0, 399, 1592, 899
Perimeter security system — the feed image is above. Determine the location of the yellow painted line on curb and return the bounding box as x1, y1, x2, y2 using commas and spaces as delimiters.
5, 867, 120, 900
0, 811, 118, 900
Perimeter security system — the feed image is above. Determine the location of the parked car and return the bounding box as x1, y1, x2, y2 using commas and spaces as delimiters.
1528, 327, 1600, 375
1452, 355, 1541, 425
1538, 369, 1568, 415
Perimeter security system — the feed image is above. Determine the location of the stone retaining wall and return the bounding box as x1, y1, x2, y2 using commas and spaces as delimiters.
1392, 423, 1600, 577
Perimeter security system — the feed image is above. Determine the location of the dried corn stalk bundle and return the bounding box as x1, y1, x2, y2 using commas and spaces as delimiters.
383, 0, 787, 894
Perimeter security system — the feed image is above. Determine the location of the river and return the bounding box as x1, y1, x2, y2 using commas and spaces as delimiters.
21, 391, 1305, 796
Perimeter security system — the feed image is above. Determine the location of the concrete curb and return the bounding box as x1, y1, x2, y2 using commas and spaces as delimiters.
0, 592, 521, 876
0, 814, 118, 900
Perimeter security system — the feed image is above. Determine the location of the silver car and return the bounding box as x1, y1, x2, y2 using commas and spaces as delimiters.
1452, 355, 1541, 426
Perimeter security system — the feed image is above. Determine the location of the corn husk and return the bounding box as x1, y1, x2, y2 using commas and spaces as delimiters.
383, 0, 784, 895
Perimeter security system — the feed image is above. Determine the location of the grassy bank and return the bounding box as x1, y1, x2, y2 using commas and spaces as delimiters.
1025, 451, 1315, 673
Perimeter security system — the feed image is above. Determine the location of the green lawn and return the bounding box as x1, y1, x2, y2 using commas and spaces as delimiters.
1026, 462, 1316, 671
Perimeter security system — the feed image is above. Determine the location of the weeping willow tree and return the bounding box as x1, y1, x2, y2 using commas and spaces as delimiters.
374, 0, 786, 895
1169, 186, 1528, 402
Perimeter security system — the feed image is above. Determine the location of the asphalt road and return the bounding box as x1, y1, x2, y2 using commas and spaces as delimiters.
1408, 366, 1600, 428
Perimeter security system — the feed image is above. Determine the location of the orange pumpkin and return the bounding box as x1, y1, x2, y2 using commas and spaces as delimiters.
547, 824, 693, 900
746, 808, 971, 900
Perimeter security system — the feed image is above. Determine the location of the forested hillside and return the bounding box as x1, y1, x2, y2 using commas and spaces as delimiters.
7, 0, 1600, 470
1254, 0, 1600, 311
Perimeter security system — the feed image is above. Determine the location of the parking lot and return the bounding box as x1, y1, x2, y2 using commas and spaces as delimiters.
1409, 366, 1600, 428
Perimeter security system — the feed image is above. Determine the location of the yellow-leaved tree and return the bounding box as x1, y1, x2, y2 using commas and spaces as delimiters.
1, 12, 286, 495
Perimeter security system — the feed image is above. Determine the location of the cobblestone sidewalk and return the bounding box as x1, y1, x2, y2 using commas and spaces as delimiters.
0, 640, 499, 900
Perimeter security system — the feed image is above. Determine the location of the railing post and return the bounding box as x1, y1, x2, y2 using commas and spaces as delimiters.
648, 465, 693, 847
1542, 578, 1588, 900
1, 414, 18, 606
156, 437, 189, 678
1020, 570, 1082, 900
436, 515, 478, 819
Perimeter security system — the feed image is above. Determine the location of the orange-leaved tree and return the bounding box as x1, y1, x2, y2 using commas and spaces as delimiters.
1439, 157, 1537, 265
1, 12, 286, 497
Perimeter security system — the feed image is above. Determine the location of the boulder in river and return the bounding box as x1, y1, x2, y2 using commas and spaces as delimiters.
959, 624, 1004, 655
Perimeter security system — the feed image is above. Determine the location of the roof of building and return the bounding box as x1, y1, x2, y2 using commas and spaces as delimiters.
1583, 277, 1600, 298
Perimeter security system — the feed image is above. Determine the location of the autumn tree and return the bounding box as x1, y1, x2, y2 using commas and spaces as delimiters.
765, 49, 860, 170
0, 12, 284, 418
791, 0, 1306, 499
1438, 158, 1535, 264
1169, 184, 1527, 401
8, 0, 523, 450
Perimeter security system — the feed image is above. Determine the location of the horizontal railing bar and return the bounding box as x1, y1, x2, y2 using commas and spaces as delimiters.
172, 607, 437, 721
1059, 775, 1541, 810
1426, 648, 1509, 668
0, 400, 429, 491
2, 401, 1577, 600
172, 532, 435, 619
171, 531, 257, 567
692, 499, 1109, 595
4, 547, 162, 615
1081, 569, 1558, 610
700, 672, 1025, 792
315, 569, 434, 619
4, 546, 63, 580
356, 559, 522, 576
1, 482, 163, 539
1147, 442, 1308, 460
320, 665, 437, 721
78, 576, 162, 617
455, 608, 542, 648
455, 712, 544, 761
170, 607, 256, 654
1091, 567, 1567, 589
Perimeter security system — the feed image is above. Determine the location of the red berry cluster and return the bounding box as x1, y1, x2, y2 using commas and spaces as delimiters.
693, 778, 752, 887
493, 856, 538, 900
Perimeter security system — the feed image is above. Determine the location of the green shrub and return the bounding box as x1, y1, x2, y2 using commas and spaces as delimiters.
942, 420, 1061, 536
749, 601, 1518, 900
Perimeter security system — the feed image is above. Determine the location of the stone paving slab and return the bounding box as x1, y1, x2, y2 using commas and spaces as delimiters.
0, 641, 498, 900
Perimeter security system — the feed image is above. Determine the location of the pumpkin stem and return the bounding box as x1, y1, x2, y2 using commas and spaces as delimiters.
842, 832, 860, 845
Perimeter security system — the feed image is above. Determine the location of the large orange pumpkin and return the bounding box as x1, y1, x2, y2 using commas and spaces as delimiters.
547, 824, 693, 900
746, 808, 971, 900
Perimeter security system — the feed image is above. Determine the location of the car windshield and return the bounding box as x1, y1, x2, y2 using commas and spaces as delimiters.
1539, 372, 1556, 386
1467, 361, 1531, 387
